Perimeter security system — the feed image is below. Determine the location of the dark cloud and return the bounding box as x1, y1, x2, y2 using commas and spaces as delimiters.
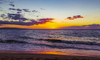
9, 8, 22, 11
9, 8, 38, 13
66, 15, 84, 20
23, 9, 30, 12
9, 3, 15, 7
9, 8, 22, 13
67, 17, 73, 20
9, 8, 35, 13
76, 15, 83, 18
32, 10, 38, 13
37, 18, 54, 24
0, 14, 7, 19
0, 13, 54, 26
0, 0, 55, 26
9, 8, 16, 10
16, 9, 22, 11
17, 11, 22, 14
8, 13, 25, 20
73, 16, 77, 19
0, 20, 33, 26
9, 0, 15, 7
0, 18, 54, 26
1, 14, 6, 17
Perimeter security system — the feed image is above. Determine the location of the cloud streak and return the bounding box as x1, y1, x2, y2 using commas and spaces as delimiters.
61, 24, 100, 29
23, 9, 30, 12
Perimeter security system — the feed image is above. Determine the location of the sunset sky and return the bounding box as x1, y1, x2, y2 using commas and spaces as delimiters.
0, 0, 100, 29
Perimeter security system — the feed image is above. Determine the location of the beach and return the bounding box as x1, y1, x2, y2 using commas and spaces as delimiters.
0, 51, 100, 60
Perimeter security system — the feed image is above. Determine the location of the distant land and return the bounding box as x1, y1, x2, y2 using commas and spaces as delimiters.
0, 27, 27, 30
61, 24, 100, 29
0, 24, 100, 29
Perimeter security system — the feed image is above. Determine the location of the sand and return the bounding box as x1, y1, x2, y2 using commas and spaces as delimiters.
0, 51, 100, 60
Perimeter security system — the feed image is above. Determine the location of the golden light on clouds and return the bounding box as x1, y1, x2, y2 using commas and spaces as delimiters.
30, 22, 63, 29
0, 22, 63, 29
0, 15, 100, 29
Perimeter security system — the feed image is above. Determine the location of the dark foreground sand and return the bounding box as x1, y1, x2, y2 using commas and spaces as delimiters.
0, 51, 100, 60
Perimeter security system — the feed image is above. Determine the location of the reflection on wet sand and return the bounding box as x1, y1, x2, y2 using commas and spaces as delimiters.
0, 50, 100, 60
41, 51, 66, 55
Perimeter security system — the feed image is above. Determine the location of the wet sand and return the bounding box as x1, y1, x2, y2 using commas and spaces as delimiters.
0, 51, 100, 60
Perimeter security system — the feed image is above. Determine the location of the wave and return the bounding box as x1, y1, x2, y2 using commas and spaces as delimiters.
36, 43, 100, 51
62, 31, 100, 37
38, 38, 100, 46
18, 36, 34, 39
0, 40, 28, 43
1, 38, 100, 46
0, 39, 100, 51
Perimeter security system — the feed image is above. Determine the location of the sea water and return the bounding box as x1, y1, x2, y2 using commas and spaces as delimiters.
0, 29, 100, 56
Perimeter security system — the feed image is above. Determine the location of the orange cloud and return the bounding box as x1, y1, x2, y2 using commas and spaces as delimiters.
66, 15, 84, 20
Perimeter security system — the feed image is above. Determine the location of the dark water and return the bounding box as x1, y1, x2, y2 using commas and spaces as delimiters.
0, 29, 100, 56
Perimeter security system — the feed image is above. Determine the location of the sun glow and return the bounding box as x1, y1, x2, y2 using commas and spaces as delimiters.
49, 26, 57, 29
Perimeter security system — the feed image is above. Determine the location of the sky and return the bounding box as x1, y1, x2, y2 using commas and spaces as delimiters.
0, 0, 100, 29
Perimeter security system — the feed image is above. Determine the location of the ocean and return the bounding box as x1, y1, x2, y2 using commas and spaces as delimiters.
0, 29, 100, 56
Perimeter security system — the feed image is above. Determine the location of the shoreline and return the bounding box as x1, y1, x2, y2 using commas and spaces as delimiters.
0, 50, 100, 60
